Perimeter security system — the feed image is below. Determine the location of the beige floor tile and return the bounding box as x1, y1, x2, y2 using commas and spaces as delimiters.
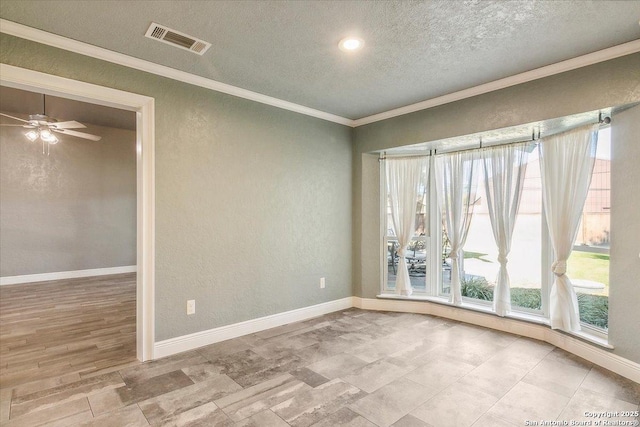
254, 321, 312, 340
154, 401, 232, 426
343, 357, 416, 393
557, 387, 638, 423
118, 351, 206, 384
470, 413, 517, 427
249, 342, 311, 361
580, 366, 640, 405
391, 414, 432, 427
215, 373, 310, 422
234, 409, 289, 427
472, 329, 520, 347
180, 362, 225, 382
38, 410, 94, 427
389, 340, 445, 366
307, 353, 369, 379
407, 357, 476, 392
486, 337, 554, 370
521, 357, 590, 398
137, 373, 242, 424
411, 382, 498, 427
4, 397, 90, 427
457, 358, 529, 399
10, 372, 125, 418
385, 327, 437, 345
312, 407, 377, 426
115, 369, 194, 410
11, 372, 81, 398
425, 323, 488, 346
196, 337, 253, 361
542, 347, 593, 370
338, 325, 397, 348
346, 336, 414, 363
487, 381, 570, 425
271, 378, 366, 427
79, 404, 149, 426
79, 360, 140, 380
289, 366, 330, 388
1, 387, 12, 422
88, 386, 126, 416
349, 377, 432, 427
295, 339, 355, 364
445, 336, 507, 366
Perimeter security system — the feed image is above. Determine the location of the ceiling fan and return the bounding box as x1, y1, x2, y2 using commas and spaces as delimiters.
0, 112, 102, 142
0, 94, 102, 146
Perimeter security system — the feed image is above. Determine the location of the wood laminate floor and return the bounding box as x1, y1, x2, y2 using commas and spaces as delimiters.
0, 273, 137, 392
1, 277, 639, 426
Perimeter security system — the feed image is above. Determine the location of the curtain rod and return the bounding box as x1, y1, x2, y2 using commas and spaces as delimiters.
378, 150, 433, 161
434, 138, 536, 157
382, 115, 611, 159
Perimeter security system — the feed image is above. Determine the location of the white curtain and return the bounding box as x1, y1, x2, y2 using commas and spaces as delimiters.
539, 124, 598, 331
436, 151, 478, 305
386, 157, 429, 296
482, 143, 529, 316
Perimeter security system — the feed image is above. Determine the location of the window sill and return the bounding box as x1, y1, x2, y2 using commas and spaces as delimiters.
375, 293, 613, 349
567, 328, 612, 349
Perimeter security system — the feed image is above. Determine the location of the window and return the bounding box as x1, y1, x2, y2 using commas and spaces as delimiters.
509, 148, 544, 313
454, 158, 495, 304
454, 149, 545, 310
383, 159, 430, 293
380, 123, 611, 338
568, 127, 610, 331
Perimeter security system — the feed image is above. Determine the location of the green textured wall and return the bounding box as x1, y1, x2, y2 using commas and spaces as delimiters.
0, 122, 136, 276
0, 35, 353, 341
609, 105, 640, 363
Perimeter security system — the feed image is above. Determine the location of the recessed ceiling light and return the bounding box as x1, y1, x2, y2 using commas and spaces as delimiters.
338, 37, 364, 52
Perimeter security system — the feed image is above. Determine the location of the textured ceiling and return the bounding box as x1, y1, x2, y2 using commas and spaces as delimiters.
1, 1, 639, 120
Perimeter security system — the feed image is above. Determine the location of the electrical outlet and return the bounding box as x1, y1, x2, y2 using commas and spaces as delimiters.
187, 299, 195, 315
320, 277, 325, 289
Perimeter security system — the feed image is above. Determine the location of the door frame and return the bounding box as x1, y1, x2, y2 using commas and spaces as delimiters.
0, 63, 155, 361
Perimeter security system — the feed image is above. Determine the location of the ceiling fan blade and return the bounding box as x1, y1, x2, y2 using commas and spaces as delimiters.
0, 124, 31, 127
53, 129, 102, 141
0, 113, 30, 123
50, 120, 86, 129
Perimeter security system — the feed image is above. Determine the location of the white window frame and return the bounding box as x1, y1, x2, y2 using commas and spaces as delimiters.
378, 133, 610, 340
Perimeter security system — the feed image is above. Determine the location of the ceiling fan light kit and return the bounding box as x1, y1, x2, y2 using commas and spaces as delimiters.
28, 127, 59, 144
24, 130, 38, 142
0, 94, 101, 155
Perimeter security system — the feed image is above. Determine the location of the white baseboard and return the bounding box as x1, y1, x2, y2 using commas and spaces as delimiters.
0, 265, 137, 286
353, 297, 640, 383
154, 296, 354, 359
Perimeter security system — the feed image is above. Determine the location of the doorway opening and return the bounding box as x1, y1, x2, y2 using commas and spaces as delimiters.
0, 64, 155, 363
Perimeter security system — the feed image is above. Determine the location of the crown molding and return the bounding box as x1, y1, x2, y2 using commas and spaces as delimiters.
353, 39, 640, 127
0, 19, 353, 127
2, 19, 639, 129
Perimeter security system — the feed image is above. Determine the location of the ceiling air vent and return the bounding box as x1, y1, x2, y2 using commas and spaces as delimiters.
145, 22, 211, 56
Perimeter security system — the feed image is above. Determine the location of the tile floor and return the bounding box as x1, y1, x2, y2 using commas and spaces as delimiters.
2, 307, 639, 426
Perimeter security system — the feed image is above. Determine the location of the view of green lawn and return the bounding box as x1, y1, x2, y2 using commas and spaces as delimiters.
459, 247, 610, 330
567, 251, 610, 290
